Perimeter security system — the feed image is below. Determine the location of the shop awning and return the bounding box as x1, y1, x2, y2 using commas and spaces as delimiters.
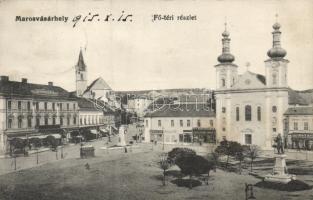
100, 128, 109, 133
47, 134, 62, 139
111, 126, 118, 131
29, 135, 47, 139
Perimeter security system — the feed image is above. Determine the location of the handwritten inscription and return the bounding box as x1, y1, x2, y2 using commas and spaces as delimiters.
15, 11, 133, 28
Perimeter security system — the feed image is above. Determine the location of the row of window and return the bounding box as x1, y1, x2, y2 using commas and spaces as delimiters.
222, 105, 277, 122
79, 116, 105, 125
146, 119, 213, 128
293, 122, 309, 131
7, 116, 77, 129
7, 100, 77, 111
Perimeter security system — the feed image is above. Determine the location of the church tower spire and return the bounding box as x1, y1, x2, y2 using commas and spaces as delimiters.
267, 16, 287, 59
265, 17, 289, 88
218, 22, 235, 63
75, 48, 88, 96
215, 21, 238, 90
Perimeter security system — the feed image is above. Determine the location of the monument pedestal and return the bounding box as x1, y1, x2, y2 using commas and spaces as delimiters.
118, 125, 127, 146
264, 154, 296, 184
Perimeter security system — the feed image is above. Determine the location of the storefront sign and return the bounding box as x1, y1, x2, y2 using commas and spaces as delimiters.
291, 133, 313, 139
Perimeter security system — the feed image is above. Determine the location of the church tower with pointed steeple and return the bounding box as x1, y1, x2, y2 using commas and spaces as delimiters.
75, 49, 88, 96
215, 23, 238, 90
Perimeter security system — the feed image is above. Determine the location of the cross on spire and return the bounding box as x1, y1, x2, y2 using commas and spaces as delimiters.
245, 62, 251, 71
275, 13, 279, 23
224, 17, 227, 31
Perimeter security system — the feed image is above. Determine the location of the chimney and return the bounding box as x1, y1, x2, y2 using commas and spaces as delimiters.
21, 78, 27, 83
48, 82, 53, 86
0, 76, 9, 82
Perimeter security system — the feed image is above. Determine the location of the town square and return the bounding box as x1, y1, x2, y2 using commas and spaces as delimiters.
0, 0, 313, 199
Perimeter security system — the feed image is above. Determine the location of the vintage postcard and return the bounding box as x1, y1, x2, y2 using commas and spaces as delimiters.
0, 0, 312, 199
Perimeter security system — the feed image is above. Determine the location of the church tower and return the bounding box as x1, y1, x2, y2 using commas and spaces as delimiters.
215, 23, 238, 90
75, 49, 88, 96
265, 22, 289, 88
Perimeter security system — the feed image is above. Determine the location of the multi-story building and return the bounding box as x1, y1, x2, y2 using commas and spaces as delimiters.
127, 96, 153, 118
143, 104, 215, 144
0, 76, 79, 154
76, 97, 116, 138
284, 106, 313, 150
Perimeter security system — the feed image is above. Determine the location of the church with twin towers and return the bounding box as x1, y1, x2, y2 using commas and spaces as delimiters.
214, 20, 290, 149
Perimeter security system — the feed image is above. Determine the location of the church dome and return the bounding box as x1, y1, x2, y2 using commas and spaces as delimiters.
222, 30, 229, 37
218, 53, 235, 63
273, 22, 281, 30
267, 47, 287, 59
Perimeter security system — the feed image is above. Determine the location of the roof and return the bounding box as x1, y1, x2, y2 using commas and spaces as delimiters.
284, 107, 313, 116
256, 74, 266, 85
288, 88, 309, 105
144, 103, 215, 118
77, 97, 115, 114
77, 98, 101, 111
83, 77, 111, 94
0, 79, 75, 101
76, 49, 86, 71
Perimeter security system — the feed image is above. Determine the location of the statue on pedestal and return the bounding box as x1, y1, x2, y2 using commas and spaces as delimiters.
274, 133, 284, 154
264, 133, 296, 183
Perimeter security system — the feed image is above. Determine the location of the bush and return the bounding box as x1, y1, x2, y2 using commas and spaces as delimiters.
176, 154, 213, 189
176, 155, 213, 176
168, 148, 196, 164
255, 180, 313, 191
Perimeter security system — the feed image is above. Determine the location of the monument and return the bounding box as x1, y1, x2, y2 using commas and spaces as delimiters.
118, 125, 127, 146
264, 134, 296, 183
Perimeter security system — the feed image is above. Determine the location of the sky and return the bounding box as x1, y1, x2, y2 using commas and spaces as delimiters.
0, 0, 312, 92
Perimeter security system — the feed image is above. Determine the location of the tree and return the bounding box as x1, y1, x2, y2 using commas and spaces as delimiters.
235, 151, 245, 174
176, 154, 213, 189
215, 140, 243, 169
245, 145, 260, 172
10, 138, 27, 155
46, 135, 57, 149
207, 151, 220, 172
29, 138, 41, 164
167, 147, 196, 164
158, 153, 172, 186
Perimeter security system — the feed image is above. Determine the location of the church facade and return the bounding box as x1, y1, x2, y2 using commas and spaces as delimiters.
215, 22, 289, 149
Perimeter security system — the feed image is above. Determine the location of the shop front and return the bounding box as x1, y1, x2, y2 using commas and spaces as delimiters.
288, 132, 313, 150
192, 128, 216, 144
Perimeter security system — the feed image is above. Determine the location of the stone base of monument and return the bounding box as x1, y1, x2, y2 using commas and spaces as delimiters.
264, 154, 296, 184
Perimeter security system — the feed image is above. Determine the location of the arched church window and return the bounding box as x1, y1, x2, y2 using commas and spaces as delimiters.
272, 117, 277, 126
245, 105, 252, 121
272, 73, 277, 85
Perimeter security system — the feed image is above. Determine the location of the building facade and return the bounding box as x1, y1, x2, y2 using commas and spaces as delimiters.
215, 22, 289, 149
0, 76, 79, 154
144, 104, 215, 144
127, 96, 153, 118
284, 106, 313, 150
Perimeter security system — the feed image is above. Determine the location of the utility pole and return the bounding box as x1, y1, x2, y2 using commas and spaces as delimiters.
162, 126, 165, 151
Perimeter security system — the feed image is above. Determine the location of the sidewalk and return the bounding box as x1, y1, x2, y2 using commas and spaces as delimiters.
261, 149, 313, 161
0, 137, 142, 176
